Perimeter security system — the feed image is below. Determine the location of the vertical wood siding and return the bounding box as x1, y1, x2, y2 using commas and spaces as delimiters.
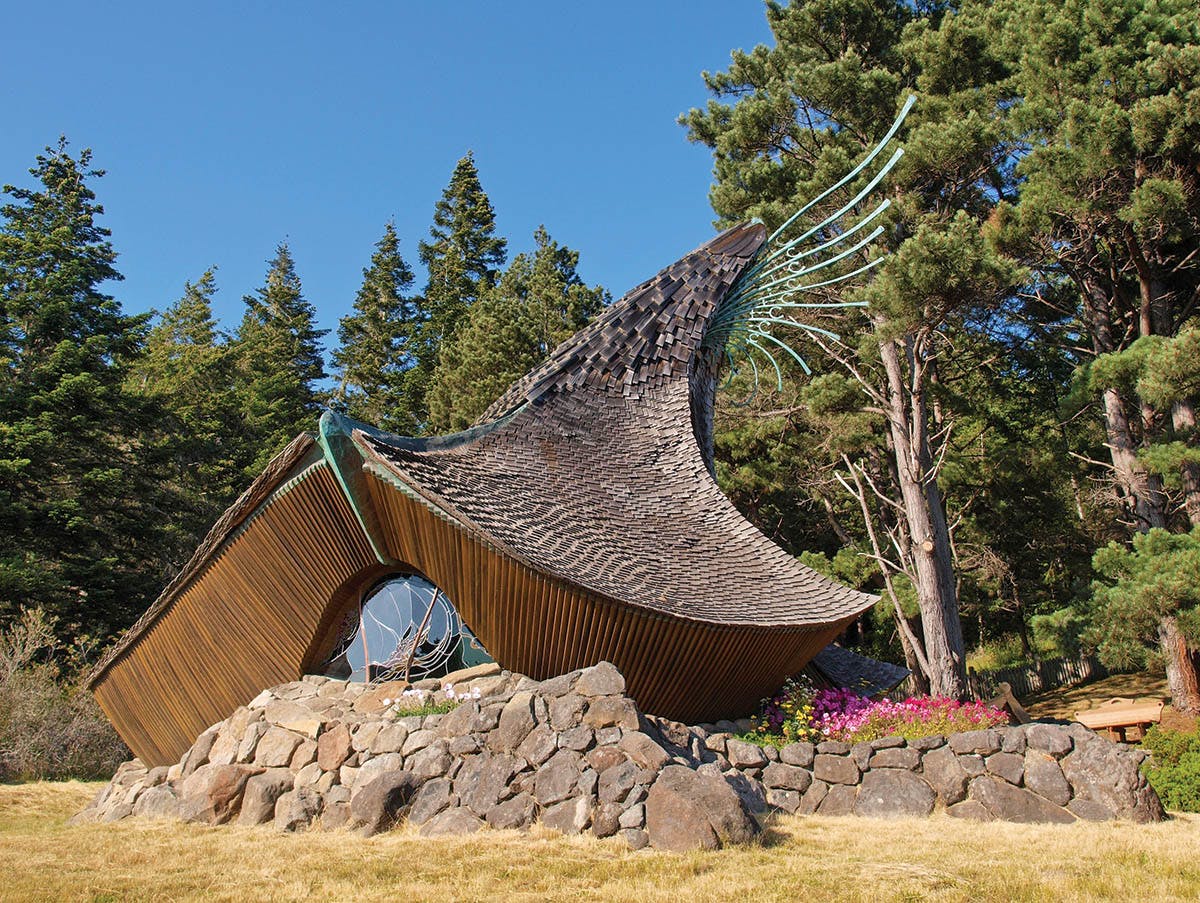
92, 463, 377, 765
364, 469, 849, 725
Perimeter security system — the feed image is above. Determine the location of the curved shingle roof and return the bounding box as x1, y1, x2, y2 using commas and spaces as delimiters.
355, 222, 876, 628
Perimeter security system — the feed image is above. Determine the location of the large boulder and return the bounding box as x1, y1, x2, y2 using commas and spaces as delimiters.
238, 769, 295, 825
921, 745, 969, 804
486, 792, 537, 830
489, 692, 537, 753
407, 777, 456, 826
456, 753, 520, 816
274, 786, 324, 832
813, 754, 859, 786
132, 785, 179, 820
254, 727, 303, 767
348, 772, 421, 836
575, 661, 626, 697
316, 722, 353, 771
420, 807, 485, 837
1024, 751, 1071, 807
644, 765, 758, 851
968, 775, 1076, 824
534, 749, 584, 806
541, 796, 592, 835
178, 763, 259, 824
853, 769, 936, 818
1060, 738, 1164, 823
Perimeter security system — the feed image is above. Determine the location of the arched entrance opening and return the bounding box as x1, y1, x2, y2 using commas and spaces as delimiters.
321, 572, 491, 682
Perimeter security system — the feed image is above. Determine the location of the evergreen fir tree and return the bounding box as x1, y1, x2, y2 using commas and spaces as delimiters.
408, 153, 507, 430
233, 242, 328, 474
128, 270, 246, 561
426, 226, 607, 431
331, 223, 420, 433
0, 140, 162, 635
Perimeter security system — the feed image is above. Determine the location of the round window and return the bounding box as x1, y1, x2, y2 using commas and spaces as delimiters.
323, 574, 489, 682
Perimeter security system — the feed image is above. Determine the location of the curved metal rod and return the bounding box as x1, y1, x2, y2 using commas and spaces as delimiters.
724, 224, 884, 308
783, 256, 885, 294
791, 148, 904, 248
749, 326, 812, 375
745, 336, 785, 392
736, 197, 892, 288
768, 94, 915, 243
743, 218, 886, 291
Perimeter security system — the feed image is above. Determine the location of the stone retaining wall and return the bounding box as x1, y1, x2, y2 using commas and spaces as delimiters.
699, 720, 1162, 824
78, 663, 1162, 851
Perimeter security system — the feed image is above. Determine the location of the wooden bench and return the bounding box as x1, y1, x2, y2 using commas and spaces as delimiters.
1074, 697, 1165, 742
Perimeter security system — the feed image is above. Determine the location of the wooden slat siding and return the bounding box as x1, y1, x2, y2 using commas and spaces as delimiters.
92, 463, 377, 765
364, 468, 847, 724
89, 435, 323, 687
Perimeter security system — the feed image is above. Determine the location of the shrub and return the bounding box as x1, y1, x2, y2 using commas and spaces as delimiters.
379, 682, 481, 719
1142, 725, 1200, 812
0, 608, 128, 782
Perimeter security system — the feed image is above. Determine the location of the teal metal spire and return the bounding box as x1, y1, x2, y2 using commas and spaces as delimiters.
704, 96, 916, 398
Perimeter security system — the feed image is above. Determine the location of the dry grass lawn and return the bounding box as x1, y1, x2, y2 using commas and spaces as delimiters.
3, 781, 1199, 902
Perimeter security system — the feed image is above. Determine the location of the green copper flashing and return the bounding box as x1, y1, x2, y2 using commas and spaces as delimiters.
704, 96, 915, 397
318, 410, 393, 565
318, 406, 529, 566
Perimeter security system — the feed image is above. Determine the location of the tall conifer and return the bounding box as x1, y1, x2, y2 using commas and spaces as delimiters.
234, 242, 328, 473
128, 270, 247, 560
0, 140, 161, 634
331, 223, 420, 433
427, 226, 607, 431
408, 153, 507, 430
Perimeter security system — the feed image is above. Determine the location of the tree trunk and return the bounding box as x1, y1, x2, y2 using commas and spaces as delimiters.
1159, 615, 1200, 716
878, 331, 967, 698
1080, 273, 1170, 529
1100, 385, 1169, 529
894, 608, 931, 696
1171, 399, 1200, 527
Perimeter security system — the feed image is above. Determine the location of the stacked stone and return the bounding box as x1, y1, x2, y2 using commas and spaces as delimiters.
76, 662, 757, 851
690, 721, 1163, 824
79, 663, 1163, 848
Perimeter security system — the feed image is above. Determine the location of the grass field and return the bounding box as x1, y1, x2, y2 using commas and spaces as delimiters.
3, 782, 1199, 902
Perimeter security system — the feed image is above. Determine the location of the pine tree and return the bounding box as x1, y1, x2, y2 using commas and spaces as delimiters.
986, 0, 1200, 710
408, 153, 507, 430
1087, 527, 1200, 712
0, 139, 162, 635
233, 242, 328, 474
331, 223, 420, 433
682, 0, 1019, 697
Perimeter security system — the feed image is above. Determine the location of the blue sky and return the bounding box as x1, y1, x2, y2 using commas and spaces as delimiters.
2, 2, 772, 348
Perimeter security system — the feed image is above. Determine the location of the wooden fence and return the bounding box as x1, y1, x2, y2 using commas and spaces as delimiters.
887, 653, 1110, 702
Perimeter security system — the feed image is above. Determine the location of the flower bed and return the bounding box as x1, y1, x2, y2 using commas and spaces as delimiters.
748, 679, 1007, 745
